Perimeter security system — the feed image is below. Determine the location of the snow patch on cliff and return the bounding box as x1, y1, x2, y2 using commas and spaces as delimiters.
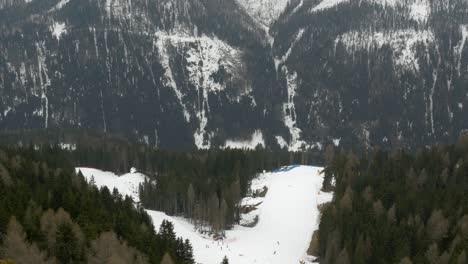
275, 28, 305, 71
224, 130, 265, 150
154, 30, 245, 149
51, 22, 67, 41
311, 0, 348, 12
49, 0, 69, 12
312, 0, 430, 22
409, 0, 430, 22
456, 25, 468, 76
335, 29, 434, 72
281, 67, 311, 151
236, 0, 290, 26
155, 31, 244, 93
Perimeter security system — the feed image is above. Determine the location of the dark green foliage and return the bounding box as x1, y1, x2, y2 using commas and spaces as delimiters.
318, 135, 468, 263
55, 223, 82, 263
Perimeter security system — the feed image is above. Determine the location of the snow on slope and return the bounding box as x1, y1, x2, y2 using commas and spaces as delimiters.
224, 130, 265, 150
149, 166, 332, 264
75, 167, 149, 203
335, 29, 434, 72
311, 0, 348, 12
274, 28, 306, 71
279, 66, 313, 151
236, 0, 290, 26
312, 0, 431, 23
49, 0, 70, 12
409, 0, 430, 22
155, 31, 244, 94
456, 25, 468, 76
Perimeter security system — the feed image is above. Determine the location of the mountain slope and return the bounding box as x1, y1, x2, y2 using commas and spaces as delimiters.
0, 0, 468, 151
0, 0, 283, 149
270, 0, 468, 149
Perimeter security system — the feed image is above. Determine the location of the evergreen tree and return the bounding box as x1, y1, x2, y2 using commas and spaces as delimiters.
220, 256, 229, 264
0, 217, 50, 264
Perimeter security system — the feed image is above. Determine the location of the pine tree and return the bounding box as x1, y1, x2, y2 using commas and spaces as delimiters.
55, 223, 82, 263
220, 256, 229, 264
159, 220, 176, 243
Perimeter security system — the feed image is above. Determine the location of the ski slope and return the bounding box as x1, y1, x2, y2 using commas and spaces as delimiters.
76, 165, 332, 264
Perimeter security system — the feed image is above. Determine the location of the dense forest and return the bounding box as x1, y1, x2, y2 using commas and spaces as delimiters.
316, 134, 468, 263
0, 146, 194, 263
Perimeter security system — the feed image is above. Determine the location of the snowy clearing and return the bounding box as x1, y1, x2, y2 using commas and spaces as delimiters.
75, 167, 149, 203
76, 165, 332, 264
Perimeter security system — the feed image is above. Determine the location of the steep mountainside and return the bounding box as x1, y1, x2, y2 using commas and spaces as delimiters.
0, 0, 467, 150
271, 0, 468, 149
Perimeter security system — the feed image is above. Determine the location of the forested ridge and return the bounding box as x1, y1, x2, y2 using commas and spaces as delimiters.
0, 146, 194, 264
316, 135, 468, 263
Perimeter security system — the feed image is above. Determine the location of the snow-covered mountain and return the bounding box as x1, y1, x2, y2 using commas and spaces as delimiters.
77, 165, 332, 264
0, 0, 467, 150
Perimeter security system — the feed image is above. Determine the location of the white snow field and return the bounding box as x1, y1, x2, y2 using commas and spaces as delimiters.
76, 165, 332, 264
75, 167, 149, 203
